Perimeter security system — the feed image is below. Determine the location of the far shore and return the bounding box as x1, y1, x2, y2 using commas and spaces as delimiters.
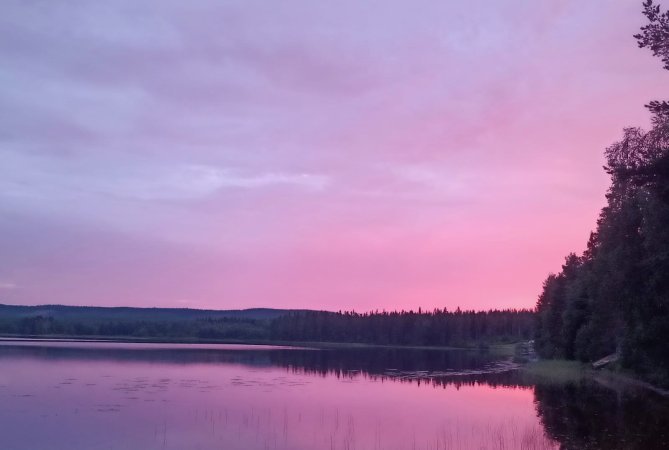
0, 333, 520, 354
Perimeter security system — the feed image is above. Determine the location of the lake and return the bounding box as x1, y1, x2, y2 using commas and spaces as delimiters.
0, 341, 668, 450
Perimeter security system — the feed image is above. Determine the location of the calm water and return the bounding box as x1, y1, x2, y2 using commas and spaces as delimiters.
0, 341, 668, 450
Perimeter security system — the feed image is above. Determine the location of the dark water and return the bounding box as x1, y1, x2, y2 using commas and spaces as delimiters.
0, 341, 667, 449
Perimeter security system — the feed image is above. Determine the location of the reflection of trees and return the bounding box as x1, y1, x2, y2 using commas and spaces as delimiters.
0, 343, 533, 389
272, 347, 498, 374
0, 344, 279, 366
281, 365, 535, 390
533, 380, 669, 449
4, 342, 669, 446
270, 347, 535, 389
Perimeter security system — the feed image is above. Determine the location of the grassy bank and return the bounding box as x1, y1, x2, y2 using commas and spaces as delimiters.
521, 360, 588, 383
520, 359, 669, 398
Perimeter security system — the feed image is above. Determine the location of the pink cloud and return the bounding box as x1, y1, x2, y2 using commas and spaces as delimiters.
0, 0, 666, 311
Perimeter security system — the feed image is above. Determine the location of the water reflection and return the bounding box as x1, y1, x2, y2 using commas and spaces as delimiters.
534, 379, 669, 449
0, 341, 667, 449
0, 341, 520, 385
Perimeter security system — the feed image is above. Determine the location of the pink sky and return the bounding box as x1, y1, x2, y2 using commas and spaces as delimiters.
0, 1, 666, 311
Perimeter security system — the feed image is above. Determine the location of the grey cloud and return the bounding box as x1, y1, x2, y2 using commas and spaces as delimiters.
0, 150, 329, 203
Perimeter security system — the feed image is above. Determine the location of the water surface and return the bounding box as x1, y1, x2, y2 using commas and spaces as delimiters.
0, 341, 667, 449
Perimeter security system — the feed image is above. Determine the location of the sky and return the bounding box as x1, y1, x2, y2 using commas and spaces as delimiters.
0, 0, 667, 311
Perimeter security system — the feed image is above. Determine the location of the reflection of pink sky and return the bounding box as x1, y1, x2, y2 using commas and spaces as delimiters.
1, 350, 554, 449
0, 1, 666, 310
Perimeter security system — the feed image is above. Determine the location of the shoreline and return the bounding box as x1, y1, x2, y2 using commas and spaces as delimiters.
0, 334, 517, 353
520, 359, 669, 398
6, 335, 667, 395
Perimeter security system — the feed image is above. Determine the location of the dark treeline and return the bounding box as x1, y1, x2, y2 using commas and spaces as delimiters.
0, 307, 534, 347
270, 308, 534, 346
535, 1, 669, 386
0, 315, 271, 341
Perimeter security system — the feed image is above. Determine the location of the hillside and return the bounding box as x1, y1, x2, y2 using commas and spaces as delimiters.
0, 303, 294, 322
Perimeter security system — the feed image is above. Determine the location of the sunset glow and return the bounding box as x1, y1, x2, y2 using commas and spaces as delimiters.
1, 1, 666, 310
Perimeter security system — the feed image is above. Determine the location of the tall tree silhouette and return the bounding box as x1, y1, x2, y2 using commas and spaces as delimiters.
535, 1, 669, 387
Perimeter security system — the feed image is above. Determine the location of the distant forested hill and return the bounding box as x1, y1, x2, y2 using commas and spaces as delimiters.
0, 303, 534, 347
0, 304, 291, 321
0, 304, 298, 341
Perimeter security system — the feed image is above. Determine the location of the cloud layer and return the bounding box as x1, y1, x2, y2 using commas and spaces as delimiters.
0, 0, 666, 310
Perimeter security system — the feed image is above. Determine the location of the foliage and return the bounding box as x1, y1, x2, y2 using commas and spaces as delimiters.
635, 0, 669, 121
535, 1, 669, 387
0, 306, 534, 347
0, 314, 271, 341
270, 308, 534, 346
635, 0, 669, 70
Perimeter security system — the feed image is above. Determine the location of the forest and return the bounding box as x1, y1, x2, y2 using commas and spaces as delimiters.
0, 304, 533, 347
534, 0, 669, 387
270, 308, 533, 346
